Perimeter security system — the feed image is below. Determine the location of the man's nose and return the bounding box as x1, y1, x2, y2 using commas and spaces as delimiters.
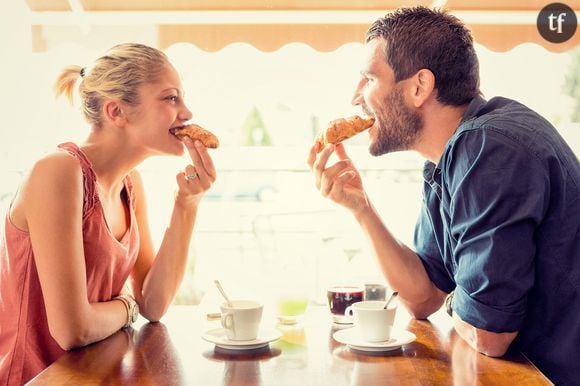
351, 79, 364, 106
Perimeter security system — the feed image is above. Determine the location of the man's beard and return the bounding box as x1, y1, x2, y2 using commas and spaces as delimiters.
369, 86, 423, 156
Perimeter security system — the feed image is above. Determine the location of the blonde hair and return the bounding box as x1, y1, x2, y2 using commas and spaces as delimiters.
54, 43, 169, 127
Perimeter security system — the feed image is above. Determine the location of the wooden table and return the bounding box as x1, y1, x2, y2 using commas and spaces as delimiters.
27, 304, 552, 385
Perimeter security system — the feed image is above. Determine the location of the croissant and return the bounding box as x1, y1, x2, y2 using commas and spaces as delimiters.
172, 124, 220, 148
316, 115, 375, 150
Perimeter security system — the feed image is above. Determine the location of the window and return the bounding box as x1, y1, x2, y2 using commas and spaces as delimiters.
1, 3, 578, 307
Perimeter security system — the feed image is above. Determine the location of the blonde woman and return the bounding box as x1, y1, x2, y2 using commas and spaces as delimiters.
0, 43, 216, 385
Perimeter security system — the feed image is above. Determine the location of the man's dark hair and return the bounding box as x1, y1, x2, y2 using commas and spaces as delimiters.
366, 7, 480, 106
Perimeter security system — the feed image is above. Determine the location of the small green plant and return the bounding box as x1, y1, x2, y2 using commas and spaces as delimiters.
242, 106, 272, 146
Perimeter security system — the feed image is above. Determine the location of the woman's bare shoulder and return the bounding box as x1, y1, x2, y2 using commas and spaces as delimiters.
30, 150, 83, 183
11, 150, 85, 230
20, 150, 85, 201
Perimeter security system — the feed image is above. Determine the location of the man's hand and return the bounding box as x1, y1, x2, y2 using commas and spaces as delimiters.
307, 142, 369, 215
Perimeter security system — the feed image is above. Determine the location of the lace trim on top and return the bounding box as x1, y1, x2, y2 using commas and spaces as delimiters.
57, 143, 99, 219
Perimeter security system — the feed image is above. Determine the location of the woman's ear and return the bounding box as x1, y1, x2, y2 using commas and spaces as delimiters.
409, 68, 435, 108
103, 100, 127, 127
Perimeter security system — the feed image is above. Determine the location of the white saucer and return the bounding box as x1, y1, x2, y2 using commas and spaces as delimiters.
333, 328, 416, 352
202, 328, 282, 351
332, 314, 353, 325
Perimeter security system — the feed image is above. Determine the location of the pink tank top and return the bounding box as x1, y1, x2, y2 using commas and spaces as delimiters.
0, 142, 140, 385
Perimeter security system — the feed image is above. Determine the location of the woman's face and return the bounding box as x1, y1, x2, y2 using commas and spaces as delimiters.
127, 62, 193, 157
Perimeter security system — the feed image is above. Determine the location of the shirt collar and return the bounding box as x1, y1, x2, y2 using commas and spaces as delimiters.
459, 95, 487, 125
423, 95, 487, 173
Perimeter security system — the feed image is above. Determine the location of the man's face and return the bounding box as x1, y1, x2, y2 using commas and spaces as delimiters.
352, 39, 423, 156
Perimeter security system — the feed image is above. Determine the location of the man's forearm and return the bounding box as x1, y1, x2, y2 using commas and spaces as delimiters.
354, 203, 445, 318
453, 312, 518, 357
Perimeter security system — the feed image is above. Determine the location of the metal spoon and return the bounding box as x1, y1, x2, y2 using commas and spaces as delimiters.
384, 291, 399, 309
214, 280, 233, 307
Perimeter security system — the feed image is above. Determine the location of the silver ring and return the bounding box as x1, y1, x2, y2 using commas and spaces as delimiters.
185, 173, 198, 181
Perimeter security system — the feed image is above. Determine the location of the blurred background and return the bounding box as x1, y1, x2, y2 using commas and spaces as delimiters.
1, 1, 579, 308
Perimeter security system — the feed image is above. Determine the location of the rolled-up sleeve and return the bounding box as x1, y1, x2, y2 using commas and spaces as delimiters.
444, 126, 548, 332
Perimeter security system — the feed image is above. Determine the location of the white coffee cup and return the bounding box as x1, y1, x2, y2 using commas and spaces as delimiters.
344, 300, 397, 342
220, 300, 263, 341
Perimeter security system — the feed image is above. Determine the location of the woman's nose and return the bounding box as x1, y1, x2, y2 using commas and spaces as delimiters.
180, 105, 193, 122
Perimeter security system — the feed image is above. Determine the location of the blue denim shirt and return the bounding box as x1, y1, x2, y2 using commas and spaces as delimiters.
414, 96, 580, 385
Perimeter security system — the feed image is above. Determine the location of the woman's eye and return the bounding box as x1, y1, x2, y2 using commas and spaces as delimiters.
166, 95, 179, 102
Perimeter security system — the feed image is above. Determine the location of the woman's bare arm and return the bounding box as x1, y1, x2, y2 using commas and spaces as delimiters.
24, 153, 128, 350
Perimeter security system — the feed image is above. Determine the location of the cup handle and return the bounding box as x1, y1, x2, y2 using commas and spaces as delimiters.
344, 305, 354, 317
221, 312, 234, 333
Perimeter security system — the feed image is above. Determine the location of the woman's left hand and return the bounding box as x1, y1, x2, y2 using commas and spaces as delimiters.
175, 136, 216, 206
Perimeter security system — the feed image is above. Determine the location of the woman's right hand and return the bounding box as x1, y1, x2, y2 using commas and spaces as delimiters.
175, 136, 217, 207
307, 142, 370, 216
